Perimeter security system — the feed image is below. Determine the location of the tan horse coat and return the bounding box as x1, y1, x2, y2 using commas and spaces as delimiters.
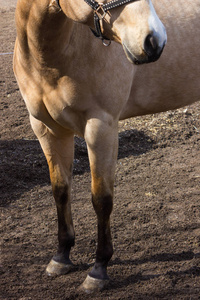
13, 0, 199, 292
121, 0, 200, 118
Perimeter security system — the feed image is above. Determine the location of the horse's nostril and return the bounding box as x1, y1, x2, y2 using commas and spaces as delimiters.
144, 34, 159, 57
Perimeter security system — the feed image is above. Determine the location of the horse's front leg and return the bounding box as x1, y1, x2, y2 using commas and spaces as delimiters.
30, 116, 75, 276
81, 117, 118, 292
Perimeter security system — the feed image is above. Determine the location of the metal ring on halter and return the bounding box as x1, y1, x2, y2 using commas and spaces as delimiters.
102, 39, 111, 47
59, 0, 138, 46
84, 0, 138, 46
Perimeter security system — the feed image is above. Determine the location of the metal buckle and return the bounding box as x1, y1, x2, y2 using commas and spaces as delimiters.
95, 3, 106, 20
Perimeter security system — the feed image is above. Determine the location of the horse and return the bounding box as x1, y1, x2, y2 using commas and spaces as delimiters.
120, 0, 200, 119
13, 0, 198, 293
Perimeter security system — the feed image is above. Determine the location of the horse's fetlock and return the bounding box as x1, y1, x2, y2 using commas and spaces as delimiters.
97, 242, 113, 262
58, 231, 75, 256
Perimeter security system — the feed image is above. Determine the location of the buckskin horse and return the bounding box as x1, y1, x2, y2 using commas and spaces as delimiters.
13, 0, 199, 293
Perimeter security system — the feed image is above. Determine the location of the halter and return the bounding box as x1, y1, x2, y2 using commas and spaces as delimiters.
83, 0, 138, 46
56, 0, 137, 46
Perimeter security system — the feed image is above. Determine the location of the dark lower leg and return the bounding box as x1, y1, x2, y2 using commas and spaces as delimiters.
89, 194, 113, 280
52, 185, 75, 265
53, 211, 75, 264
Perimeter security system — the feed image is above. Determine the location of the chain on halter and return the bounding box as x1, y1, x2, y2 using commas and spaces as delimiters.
56, 0, 138, 46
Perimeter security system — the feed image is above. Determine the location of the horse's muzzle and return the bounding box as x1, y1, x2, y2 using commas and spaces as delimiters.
143, 34, 166, 63
123, 34, 166, 65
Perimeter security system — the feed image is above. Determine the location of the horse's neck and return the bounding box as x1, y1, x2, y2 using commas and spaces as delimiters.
15, 0, 74, 64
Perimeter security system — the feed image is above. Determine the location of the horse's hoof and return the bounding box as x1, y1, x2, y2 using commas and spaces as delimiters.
79, 275, 109, 293
46, 259, 72, 276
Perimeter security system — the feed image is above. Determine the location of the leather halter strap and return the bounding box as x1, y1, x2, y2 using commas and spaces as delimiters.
84, 0, 137, 12
83, 0, 138, 46
56, 0, 137, 46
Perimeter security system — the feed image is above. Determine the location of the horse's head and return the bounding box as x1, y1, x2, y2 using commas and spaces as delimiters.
59, 0, 167, 64
112, 0, 167, 64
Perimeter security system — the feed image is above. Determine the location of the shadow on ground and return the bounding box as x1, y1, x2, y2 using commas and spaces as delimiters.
0, 129, 154, 205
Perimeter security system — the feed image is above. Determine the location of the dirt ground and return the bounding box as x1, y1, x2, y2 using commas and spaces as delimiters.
0, 1, 200, 299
